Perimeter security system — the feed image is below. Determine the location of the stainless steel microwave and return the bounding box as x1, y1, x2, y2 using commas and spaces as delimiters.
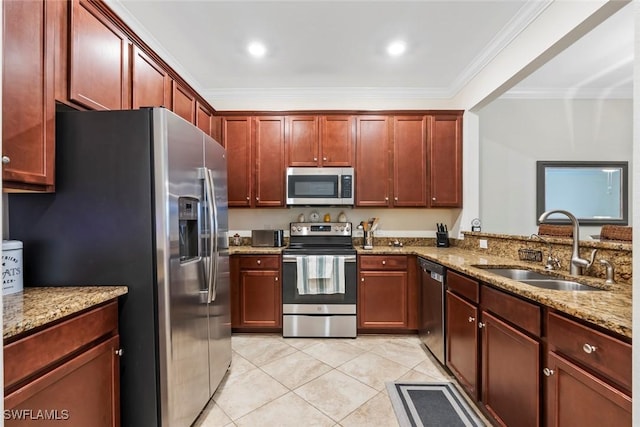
286, 167, 354, 206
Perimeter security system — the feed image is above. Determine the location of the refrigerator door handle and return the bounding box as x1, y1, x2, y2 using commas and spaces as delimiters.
206, 168, 219, 303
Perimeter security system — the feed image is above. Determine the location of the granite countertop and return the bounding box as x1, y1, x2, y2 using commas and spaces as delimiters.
3, 286, 128, 340
230, 246, 285, 255
359, 246, 632, 339
228, 244, 631, 338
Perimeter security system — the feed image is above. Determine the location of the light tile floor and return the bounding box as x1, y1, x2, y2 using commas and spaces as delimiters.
193, 334, 489, 426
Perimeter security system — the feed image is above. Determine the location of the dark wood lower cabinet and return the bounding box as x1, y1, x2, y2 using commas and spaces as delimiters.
239, 269, 282, 328
358, 270, 408, 329
446, 290, 479, 400
231, 255, 282, 330
4, 302, 120, 426
481, 311, 540, 427
5, 335, 120, 427
545, 351, 631, 427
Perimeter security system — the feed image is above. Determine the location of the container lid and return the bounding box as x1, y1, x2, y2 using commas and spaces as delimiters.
2, 240, 23, 250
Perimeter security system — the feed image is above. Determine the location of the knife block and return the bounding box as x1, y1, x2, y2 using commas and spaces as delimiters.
436, 232, 450, 247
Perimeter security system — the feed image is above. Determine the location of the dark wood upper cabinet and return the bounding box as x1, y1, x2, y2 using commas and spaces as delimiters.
254, 116, 285, 207
69, 0, 130, 111
355, 116, 391, 206
2, 0, 55, 191
286, 115, 354, 167
286, 115, 319, 166
393, 116, 428, 206
223, 117, 253, 207
196, 101, 214, 138
131, 45, 169, 109
320, 115, 354, 166
429, 114, 462, 207
171, 80, 196, 124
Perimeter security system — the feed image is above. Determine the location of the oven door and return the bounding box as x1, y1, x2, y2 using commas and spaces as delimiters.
282, 254, 357, 310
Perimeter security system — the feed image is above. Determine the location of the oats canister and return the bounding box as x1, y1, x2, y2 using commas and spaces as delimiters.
3, 240, 23, 295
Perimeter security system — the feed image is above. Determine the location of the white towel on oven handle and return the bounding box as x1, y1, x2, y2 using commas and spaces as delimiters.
296, 255, 346, 295
307, 255, 334, 279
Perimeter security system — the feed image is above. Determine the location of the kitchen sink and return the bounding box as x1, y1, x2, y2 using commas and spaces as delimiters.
519, 279, 604, 291
474, 266, 604, 291
476, 267, 550, 280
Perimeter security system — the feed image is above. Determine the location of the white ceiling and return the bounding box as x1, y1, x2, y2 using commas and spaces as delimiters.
108, 1, 633, 110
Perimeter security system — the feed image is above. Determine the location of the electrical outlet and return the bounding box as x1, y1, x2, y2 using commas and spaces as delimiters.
479, 239, 488, 249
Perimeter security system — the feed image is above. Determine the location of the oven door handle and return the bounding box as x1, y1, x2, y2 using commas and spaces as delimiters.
282, 254, 357, 263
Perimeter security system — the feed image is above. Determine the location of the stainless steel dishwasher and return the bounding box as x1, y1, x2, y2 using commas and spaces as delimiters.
418, 257, 446, 365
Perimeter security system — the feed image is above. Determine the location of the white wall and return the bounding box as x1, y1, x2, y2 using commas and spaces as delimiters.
477, 98, 632, 237
230, 207, 461, 238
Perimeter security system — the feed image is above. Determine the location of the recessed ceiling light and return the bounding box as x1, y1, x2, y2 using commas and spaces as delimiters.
247, 41, 267, 58
387, 41, 406, 56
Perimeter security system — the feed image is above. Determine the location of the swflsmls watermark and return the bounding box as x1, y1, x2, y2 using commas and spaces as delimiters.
4, 409, 70, 421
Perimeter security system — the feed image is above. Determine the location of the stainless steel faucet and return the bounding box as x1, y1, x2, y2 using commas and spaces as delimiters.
537, 210, 597, 275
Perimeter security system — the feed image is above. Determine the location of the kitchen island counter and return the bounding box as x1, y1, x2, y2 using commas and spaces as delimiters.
358, 246, 631, 339
3, 286, 128, 340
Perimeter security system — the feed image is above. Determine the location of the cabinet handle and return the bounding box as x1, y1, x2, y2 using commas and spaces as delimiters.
313, 157, 318, 161
257, 259, 261, 265
385, 197, 389, 201
256, 197, 259, 201
361, 277, 365, 282
468, 316, 475, 323
432, 197, 436, 201
115, 348, 124, 357
323, 157, 327, 161
583, 343, 597, 354
478, 322, 486, 329
275, 277, 278, 281
394, 197, 398, 201
382, 260, 386, 265
246, 196, 250, 200
2, 156, 10, 164
543, 367, 555, 377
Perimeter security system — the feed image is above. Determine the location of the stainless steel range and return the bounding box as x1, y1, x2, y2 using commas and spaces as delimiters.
282, 222, 357, 338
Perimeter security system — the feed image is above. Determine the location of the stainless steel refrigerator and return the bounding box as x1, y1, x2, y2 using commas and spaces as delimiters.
8, 108, 231, 427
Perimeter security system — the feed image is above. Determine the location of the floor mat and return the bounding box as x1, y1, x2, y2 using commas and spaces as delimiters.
386, 381, 486, 427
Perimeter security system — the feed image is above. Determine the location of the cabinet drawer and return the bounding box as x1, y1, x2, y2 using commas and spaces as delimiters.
239, 255, 280, 270
447, 271, 479, 304
4, 301, 118, 391
359, 255, 407, 270
547, 312, 631, 391
481, 285, 541, 336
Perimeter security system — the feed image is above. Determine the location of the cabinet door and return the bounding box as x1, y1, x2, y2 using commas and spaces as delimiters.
239, 270, 281, 328
2, 0, 55, 190
429, 114, 462, 207
196, 101, 213, 137
320, 115, 354, 166
223, 117, 252, 207
286, 116, 319, 166
69, 0, 129, 110
172, 81, 196, 124
393, 116, 428, 206
446, 290, 479, 399
5, 335, 120, 427
482, 311, 540, 427
545, 352, 631, 427
254, 116, 285, 207
356, 116, 391, 206
131, 45, 169, 109
358, 271, 408, 329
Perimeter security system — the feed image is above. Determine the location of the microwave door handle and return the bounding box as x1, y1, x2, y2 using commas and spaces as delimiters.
207, 168, 219, 303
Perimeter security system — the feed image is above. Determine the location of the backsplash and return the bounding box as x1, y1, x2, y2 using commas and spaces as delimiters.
459, 232, 632, 285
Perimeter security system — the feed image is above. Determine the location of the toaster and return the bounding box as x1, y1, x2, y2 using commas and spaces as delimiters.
251, 230, 285, 247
